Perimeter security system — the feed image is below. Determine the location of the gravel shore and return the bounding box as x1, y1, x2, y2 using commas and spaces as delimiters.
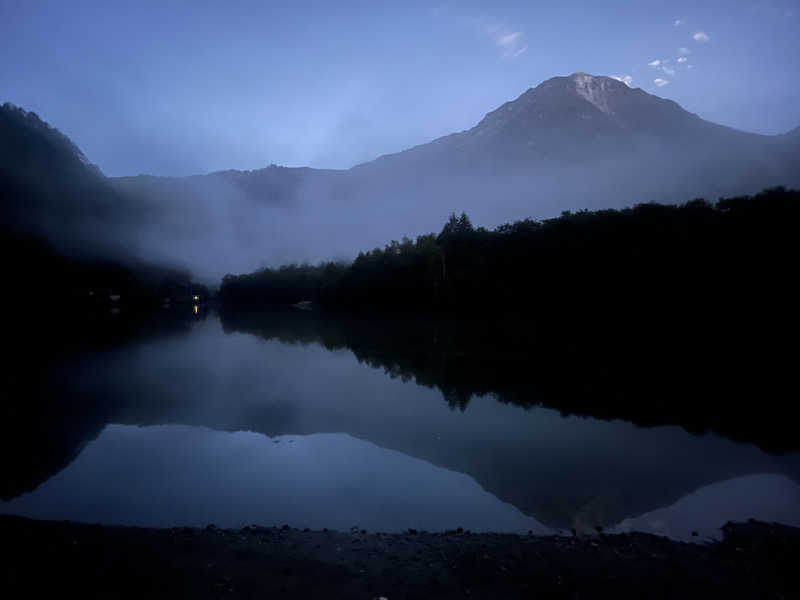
2, 515, 798, 599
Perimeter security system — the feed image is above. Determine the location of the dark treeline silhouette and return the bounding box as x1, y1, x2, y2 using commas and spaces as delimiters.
0, 227, 210, 316
219, 187, 799, 318
218, 307, 797, 454
218, 189, 799, 453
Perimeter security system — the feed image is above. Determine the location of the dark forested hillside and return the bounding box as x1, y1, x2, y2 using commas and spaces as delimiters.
0, 103, 149, 258
0, 103, 205, 310
219, 186, 799, 317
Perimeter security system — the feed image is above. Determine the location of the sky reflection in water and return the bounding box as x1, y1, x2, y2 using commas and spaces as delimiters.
3, 315, 800, 538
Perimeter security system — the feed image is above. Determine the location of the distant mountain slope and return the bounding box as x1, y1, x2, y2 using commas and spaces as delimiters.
357, 73, 793, 181
113, 164, 346, 210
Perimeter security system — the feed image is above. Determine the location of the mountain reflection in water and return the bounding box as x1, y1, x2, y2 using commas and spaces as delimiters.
2, 425, 550, 532
2, 309, 799, 537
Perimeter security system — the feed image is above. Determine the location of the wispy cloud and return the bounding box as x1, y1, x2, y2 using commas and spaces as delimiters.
496, 31, 521, 47
493, 29, 527, 59
433, 11, 528, 61
649, 59, 675, 77
674, 19, 683, 26
611, 75, 633, 86
645, 40, 692, 86
693, 31, 710, 42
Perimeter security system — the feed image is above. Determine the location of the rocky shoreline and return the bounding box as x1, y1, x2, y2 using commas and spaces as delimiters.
2, 515, 798, 599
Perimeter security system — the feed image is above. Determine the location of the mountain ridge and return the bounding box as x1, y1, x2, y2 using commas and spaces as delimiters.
107, 73, 796, 180
357, 73, 780, 172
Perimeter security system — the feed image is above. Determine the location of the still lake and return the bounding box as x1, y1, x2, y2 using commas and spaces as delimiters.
3, 309, 800, 541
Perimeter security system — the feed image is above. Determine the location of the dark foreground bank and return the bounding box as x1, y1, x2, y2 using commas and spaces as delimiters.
2, 516, 798, 599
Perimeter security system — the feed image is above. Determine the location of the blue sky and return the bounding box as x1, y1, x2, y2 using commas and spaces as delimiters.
2, 0, 799, 176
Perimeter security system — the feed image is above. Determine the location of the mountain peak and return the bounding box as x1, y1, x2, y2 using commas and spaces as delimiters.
470, 72, 641, 139
534, 72, 634, 115
362, 71, 788, 178
569, 72, 627, 114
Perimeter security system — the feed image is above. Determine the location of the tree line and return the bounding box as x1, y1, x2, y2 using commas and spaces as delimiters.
218, 187, 799, 321
218, 306, 798, 454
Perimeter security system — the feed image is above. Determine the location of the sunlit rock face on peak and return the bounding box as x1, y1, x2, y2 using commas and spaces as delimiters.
569, 72, 621, 114
482, 72, 636, 124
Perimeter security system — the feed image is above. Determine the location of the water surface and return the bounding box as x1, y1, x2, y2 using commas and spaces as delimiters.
3, 310, 799, 540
